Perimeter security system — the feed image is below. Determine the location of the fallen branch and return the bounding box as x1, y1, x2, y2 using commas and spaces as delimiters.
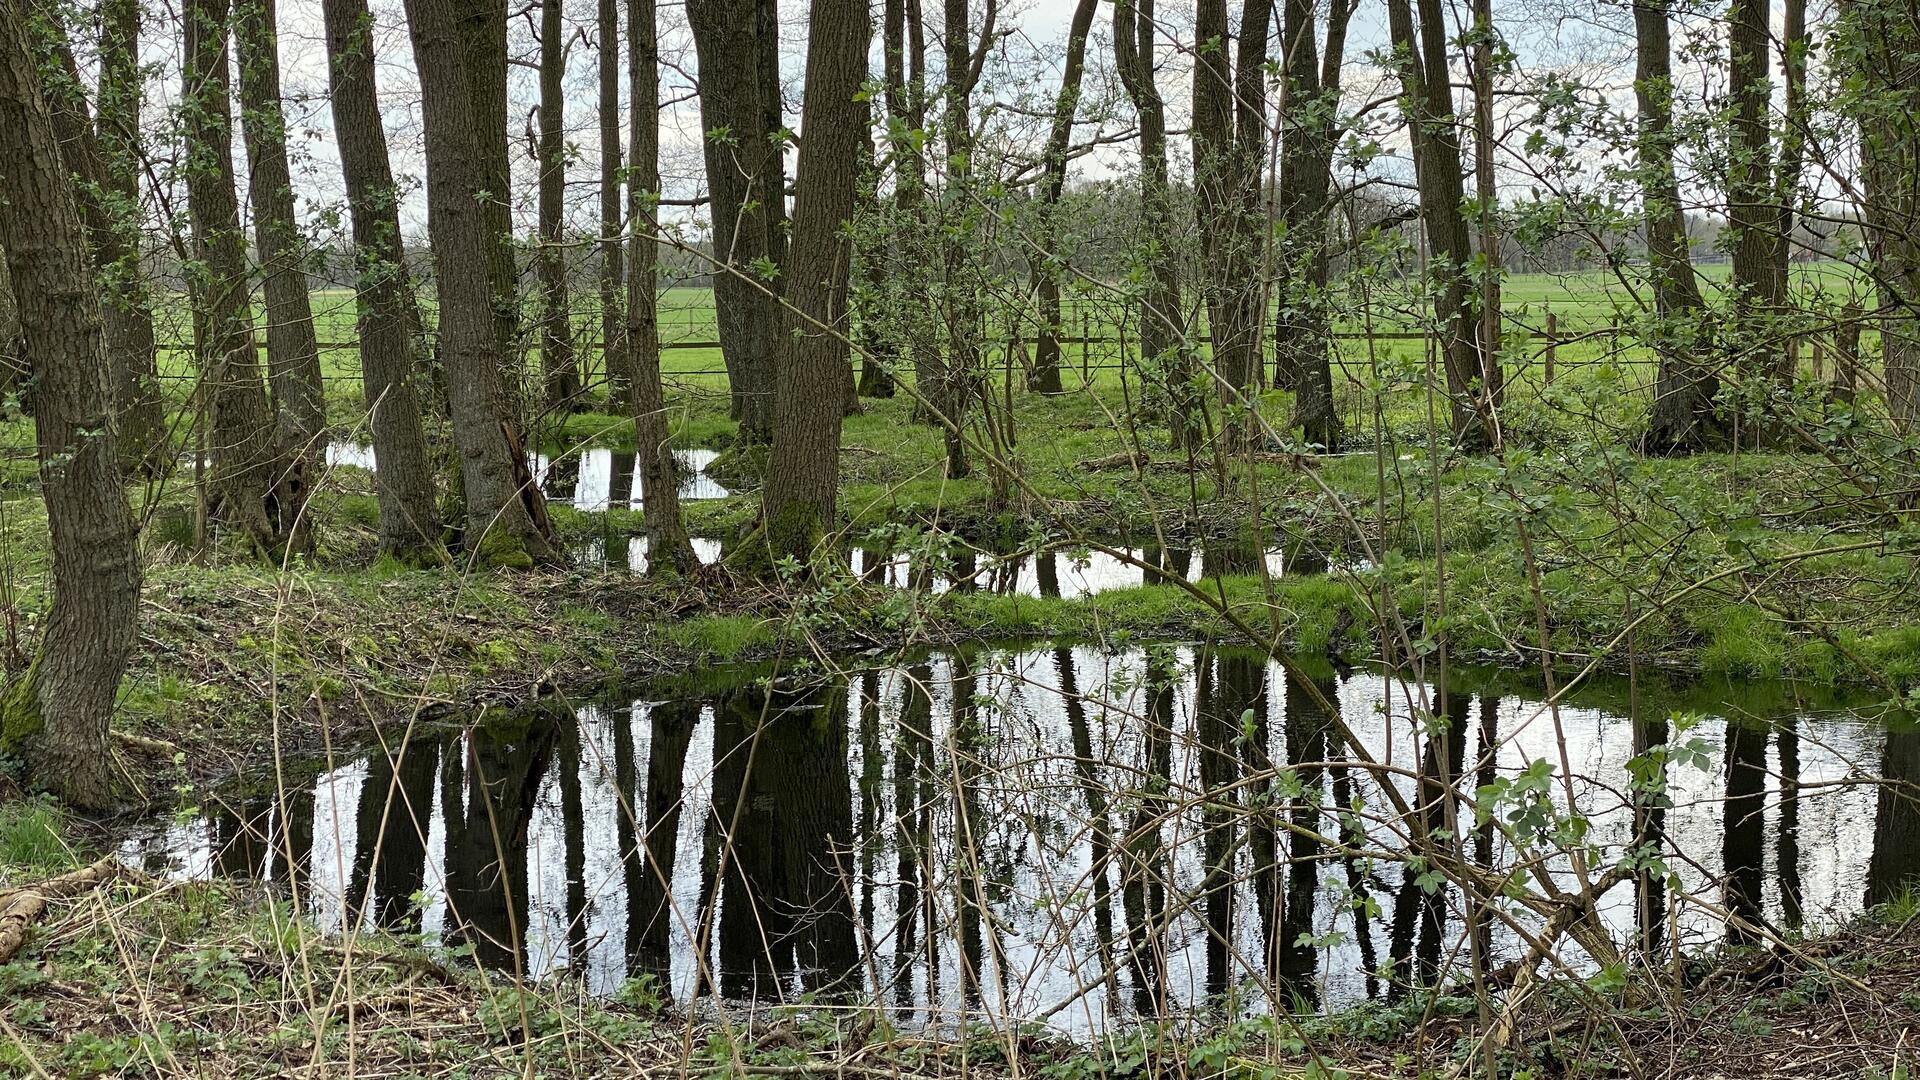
1082, 450, 1150, 471
113, 730, 181, 757
0, 855, 128, 964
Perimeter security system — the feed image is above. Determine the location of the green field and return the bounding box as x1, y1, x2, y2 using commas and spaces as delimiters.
122, 260, 1883, 453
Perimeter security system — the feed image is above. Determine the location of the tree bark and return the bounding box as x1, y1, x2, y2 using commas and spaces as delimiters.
599, 0, 627, 407
233, 0, 328, 456
1024, 0, 1098, 395
935, 0, 994, 479
1771, 0, 1808, 353
1384, 0, 1495, 447
1635, 0, 1718, 454
452, 0, 522, 417
183, 0, 310, 557
537, 0, 581, 414
322, 0, 447, 559
1846, 0, 1920, 435
1113, 0, 1190, 446
403, 0, 560, 567
626, 0, 699, 574
852, 120, 896, 399
27, 3, 165, 473
761, 0, 867, 561
0, 0, 141, 810
92, 0, 166, 472
1192, 0, 1274, 440
1274, 0, 1354, 451
687, 0, 783, 440
1727, 0, 1782, 401
882, 0, 944, 422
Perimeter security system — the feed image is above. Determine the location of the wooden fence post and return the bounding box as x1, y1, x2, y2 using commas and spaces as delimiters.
1543, 310, 1557, 387
1081, 306, 1090, 382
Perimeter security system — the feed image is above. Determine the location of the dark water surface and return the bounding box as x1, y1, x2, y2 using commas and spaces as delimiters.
126, 647, 1920, 1034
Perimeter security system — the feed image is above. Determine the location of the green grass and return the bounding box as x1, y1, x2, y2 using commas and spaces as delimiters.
0, 798, 73, 877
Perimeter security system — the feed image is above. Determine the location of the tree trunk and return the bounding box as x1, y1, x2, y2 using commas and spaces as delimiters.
1843, 0, 1920, 437
599, 0, 627, 407
1727, 0, 1782, 403
537, 0, 580, 414
687, 0, 783, 440
448, 0, 521, 421
1275, 0, 1353, 451
0, 1, 141, 810
1635, 0, 1718, 454
761, 0, 867, 562
882, 0, 943, 423
27, 2, 165, 473
1192, 0, 1273, 443
934, 0, 994, 480
1771, 0, 1808, 362
322, 0, 446, 560
93, 0, 166, 473
626, 0, 699, 575
403, 0, 559, 567
1024, 0, 1098, 395
233, 0, 328, 457
183, 0, 310, 558
1385, 0, 1493, 447
1113, 0, 1190, 447
1468, 0, 1505, 434
852, 122, 896, 399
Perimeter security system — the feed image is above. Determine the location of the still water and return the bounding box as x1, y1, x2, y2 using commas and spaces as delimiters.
570, 539, 1293, 599
324, 444, 729, 507
126, 646, 1918, 1033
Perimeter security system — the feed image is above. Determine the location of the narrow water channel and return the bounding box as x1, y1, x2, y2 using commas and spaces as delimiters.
324, 444, 730, 506
126, 647, 1919, 1034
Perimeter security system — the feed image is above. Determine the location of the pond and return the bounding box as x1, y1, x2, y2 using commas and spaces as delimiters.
125, 646, 1918, 1035
324, 444, 730, 506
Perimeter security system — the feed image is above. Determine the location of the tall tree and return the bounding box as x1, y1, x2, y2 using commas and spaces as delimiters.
403, 0, 559, 567
456, 0, 521, 412
1635, 0, 1718, 453
598, 0, 626, 406
933, 0, 996, 479
1113, 0, 1190, 445
0, 0, 141, 809
26, 1, 164, 472
233, 0, 328, 455
1842, 0, 1920, 433
93, 0, 166, 472
322, 0, 445, 559
536, 0, 580, 413
1274, 0, 1356, 451
881, 0, 946, 425
183, 0, 309, 556
1770, 0, 1809, 344
625, 0, 700, 574
761, 0, 868, 560
1725, 0, 1783, 400
1192, 0, 1273, 438
686, 0, 784, 439
1385, 0, 1499, 446
1024, 0, 1098, 395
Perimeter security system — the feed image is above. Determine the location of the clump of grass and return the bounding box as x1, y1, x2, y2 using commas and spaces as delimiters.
669, 615, 775, 659
0, 797, 74, 875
